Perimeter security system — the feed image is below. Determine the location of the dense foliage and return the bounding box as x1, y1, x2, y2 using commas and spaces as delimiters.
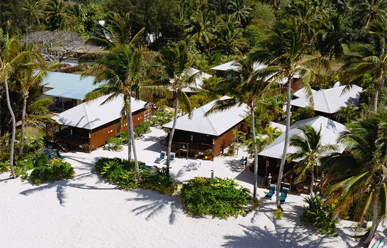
300, 196, 338, 236
30, 158, 75, 185
94, 157, 175, 194
180, 177, 251, 218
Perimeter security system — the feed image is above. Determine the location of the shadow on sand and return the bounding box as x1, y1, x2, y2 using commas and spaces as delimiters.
126, 189, 180, 225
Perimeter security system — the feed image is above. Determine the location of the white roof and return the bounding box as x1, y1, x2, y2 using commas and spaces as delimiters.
259, 116, 346, 160
171, 68, 212, 93
163, 96, 248, 136
52, 94, 146, 130
293, 87, 317, 98
210, 61, 266, 72
291, 85, 362, 114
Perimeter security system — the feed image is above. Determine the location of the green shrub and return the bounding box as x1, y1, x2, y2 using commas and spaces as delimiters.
140, 166, 176, 195
134, 121, 151, 138
107, 137, 123, 151
15, 157, 34, 180
300, 196, 338, 236
180, 177, 251, 218
30, 159, 75, 185
95, 157, 143, 189
0, 161, 9, 173
120, 131, 128, 143
274, 208, 284, 220
34, 151, 50, 167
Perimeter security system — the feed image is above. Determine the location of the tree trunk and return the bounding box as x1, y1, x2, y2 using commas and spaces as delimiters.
365, 15, 371, 29
20, 93, 28, 156
166, 94, 179, 177
374, 79, 382, 112
310, 164, 314, 196
276, 75, 292, 209
4, 77, 16, 178
127, 96, 140, 183
251, 104, 259, 199
365, 188, 380, 244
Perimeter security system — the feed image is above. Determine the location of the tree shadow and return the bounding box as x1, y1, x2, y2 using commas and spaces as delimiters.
141, 135, 165, 142
126, 189, 180, 225
224, 159, 242, 173
144, 142, 167, 153
222, 224, 338, 248
20, 172, 117, 206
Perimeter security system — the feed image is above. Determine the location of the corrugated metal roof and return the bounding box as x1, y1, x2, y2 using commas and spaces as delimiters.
293, 87, 317, 98
259, 116, 346, 160
291, 85, 362, 114
171, 68, 212, 93
210, 61, 266, 71
52, 94, 146, 130
163, 96, 249, 136
42, 71, 104, 100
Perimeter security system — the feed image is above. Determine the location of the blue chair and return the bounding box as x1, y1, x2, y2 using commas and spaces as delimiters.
280, 187, 289, 204
154, 151, 166, 164
265, 184, 276, 199
53, 149, 64, 159
44, 150, 54, 160
165, 152, 175, 164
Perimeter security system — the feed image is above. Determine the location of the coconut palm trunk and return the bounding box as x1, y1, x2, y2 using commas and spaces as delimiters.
276, 75, 292, 208
310, 164, 315, 195
251, 103, 259, 199
126, 96, 140, 183
365, 188, 381, 243
4, 77, 16, 178
374, 77, 382, 112
20, 92, 28, 156
166, 94, 179, 177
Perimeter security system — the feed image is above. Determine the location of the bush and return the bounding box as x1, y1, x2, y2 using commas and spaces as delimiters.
107, 137, 123, 151
300, 196, 338, 236
140, 166, 176, 195
180, 177, 251, 218
30, 159, 75, 185
274, 208, 284, 220
0, 161, 9, 173
34, 151, 50, 167
134, 121, 151, 138
15, 157, 34, 180
95, 157, 143, 189
120, 131, 128, 143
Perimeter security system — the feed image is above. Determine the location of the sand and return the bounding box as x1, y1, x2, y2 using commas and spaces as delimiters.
0, 127, 379, 247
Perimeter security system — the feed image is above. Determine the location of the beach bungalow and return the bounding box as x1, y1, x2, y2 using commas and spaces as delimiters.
42, 71, 104, 112
171, 67, 212, 95
291, 85, 363, 116
258, 116, 346, 191
51, 94, 148, 152
162, 96, 248, 160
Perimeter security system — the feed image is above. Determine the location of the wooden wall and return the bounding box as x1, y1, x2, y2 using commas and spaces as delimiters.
89, 109, 145, 151
212, 121, 244, 156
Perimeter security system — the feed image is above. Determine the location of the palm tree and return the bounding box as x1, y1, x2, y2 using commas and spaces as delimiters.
0, 36, 40, 178
251, 18, 326, 208
206, 57, 276, 199
288, 124, 336, 195
214, 16, 245, 56
343, 22, 387, 112
185, 9, 216, 54
159, 41, 194, 177
45, 0, 70, 30
84, 45, 145, 183
22, 0, 46, 27
228, 0, 252, 27
322, 114, 387, 244
334, 104, 360, 124
15, 59, 60, 156
350, 0, 387, 28
86, 12, 145, 50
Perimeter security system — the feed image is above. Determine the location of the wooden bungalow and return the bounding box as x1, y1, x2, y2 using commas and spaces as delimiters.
171, 67, 212, 96
51, 94, 148, 152
291, 85, 363, 117
258, 116, 346, 192
162, 96, 249, 160
42, 71, 105, 112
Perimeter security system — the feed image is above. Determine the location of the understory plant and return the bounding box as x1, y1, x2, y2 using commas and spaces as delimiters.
95, 158, 174, 194
30, 158, 75, 185
300, 196, 338, 236
134, 121, 151, 138
180, 177, 251, 218
107, 137, 123, 151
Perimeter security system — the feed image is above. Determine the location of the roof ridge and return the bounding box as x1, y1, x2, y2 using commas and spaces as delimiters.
200, 105, 219, 136
321, 90, 332, 113
82, 102, 92, 129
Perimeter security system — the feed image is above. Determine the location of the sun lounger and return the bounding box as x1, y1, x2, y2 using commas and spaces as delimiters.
279, 187, 289, 204
143, 165, 154, 170
165, 152, 175, 164
265, 184, 276, 199
154, 151, 166, 164
53, 149, 65, 159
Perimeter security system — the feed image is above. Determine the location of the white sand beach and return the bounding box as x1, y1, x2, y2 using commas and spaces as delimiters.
0, 127, 380, 248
